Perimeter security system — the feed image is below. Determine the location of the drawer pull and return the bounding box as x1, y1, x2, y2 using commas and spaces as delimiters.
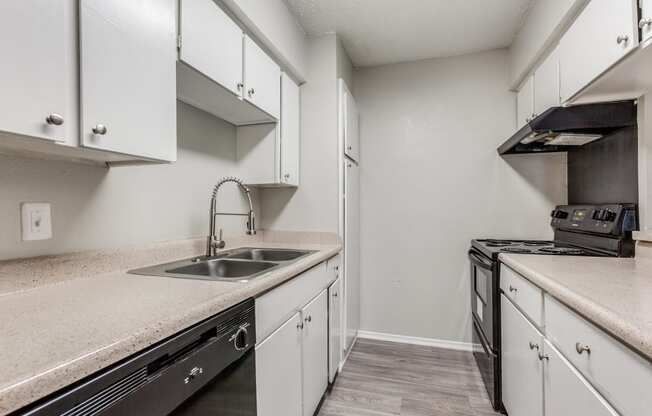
575, 342, 591, 355
508, 285, 518, 293
184, 366, 203, 384
529, 342, 539, 351
538, 353, 549, 361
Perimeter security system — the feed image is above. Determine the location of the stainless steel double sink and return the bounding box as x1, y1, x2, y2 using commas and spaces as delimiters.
129, 247, 315, 282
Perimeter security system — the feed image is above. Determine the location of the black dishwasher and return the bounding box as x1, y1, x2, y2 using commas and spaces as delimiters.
16, 299, 257, 416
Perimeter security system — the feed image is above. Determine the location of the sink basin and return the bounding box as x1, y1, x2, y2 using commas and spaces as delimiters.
167, 259, 278, 279
129, 247, 316, 282
227, 248, 311, 262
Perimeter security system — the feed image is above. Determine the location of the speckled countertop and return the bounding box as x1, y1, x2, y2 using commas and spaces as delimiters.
499, 252, 652, 362
0, 232, 341, 415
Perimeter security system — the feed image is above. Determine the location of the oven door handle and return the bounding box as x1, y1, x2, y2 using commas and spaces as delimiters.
473, 319, 497, 358
468, 250, 494, 271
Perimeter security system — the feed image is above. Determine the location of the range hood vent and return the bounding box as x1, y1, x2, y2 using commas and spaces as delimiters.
497, 100, 637, 155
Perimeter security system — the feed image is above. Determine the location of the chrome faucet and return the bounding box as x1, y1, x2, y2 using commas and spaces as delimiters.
207, 177, 256, 256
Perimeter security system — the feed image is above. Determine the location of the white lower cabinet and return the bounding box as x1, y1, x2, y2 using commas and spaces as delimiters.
328, 275, 342, 383
543, 339, 618, 416
301, 290, 328, 416
501, 295, 544, 416
255, 312, 303, 416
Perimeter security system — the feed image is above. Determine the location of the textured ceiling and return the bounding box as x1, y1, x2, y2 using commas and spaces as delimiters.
284, 0, 534, 67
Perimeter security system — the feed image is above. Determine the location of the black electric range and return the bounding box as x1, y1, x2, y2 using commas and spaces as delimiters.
468, 203, 637, 412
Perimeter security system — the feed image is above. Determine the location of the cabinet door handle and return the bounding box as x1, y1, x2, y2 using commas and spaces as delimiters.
640, 18, 652, 29
248, 88, 255, 97
575, 342, 591, 355
333, 292, 338, 298
45, 113, 64, 126
297, 322, 304, 330
237, 82, 244, 91
92, 124, 108, 135
616, 35, 629, 45
508, 285, 518, 293
529, 342, 539, 351
538, 353, 549, 361
304, 315, 312, 323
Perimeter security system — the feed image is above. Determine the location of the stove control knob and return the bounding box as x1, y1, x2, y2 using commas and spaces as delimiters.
592, 209, 603, 220
552, 210, 568, 219
604, 210, 617, 222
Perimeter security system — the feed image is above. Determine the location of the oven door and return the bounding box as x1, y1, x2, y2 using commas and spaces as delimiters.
468, 249, 495, 348
473, 317, 500, 410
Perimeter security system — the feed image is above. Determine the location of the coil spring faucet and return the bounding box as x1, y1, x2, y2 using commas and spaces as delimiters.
207, 176, 256, 256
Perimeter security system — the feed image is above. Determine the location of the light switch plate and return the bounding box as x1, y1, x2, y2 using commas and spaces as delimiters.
21, 202, 52, 241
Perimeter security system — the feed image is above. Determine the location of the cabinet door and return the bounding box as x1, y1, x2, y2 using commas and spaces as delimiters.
244, 35, 281, 119
328, 275, 342, 383
281, 73, 300, 186
534, 47, 560, 116
179, 0, 243, 97
256, 312, 303, 416
344, 89, 360, 162
0, 1, 69, 142
516, 75, 535, 129
302, 290, 328, 416
344, 161, 360, 353
501, 296, 544, 416
543, 340, 618, 416
80, 0, 177, 161
559, 0, 638, 102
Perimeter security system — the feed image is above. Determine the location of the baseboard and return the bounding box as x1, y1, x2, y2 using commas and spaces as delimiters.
357, 330, 474, 352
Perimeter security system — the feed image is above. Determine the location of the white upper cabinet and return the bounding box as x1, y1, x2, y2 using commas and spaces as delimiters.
559, 0, 638, 102
534, 47, 560, 116
516, 75, 535, 129
642, 0, 652, 42
0, 1, 69, 143
80, 0, 177, 161
501, 295, 544, 416
281, 73, 300, 186
179, 0, 243, 96
244, 35, 281, 119
343, 85, 360, 162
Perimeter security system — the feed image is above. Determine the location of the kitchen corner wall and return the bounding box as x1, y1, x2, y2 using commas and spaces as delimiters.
353, 49, 567, 344
260, 34, 352, 233
0, 102, 260, 261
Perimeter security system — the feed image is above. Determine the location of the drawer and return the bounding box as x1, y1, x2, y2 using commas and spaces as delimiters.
255, 261, 328, 342
500, 264, 543, 327
545, 295, 652, 416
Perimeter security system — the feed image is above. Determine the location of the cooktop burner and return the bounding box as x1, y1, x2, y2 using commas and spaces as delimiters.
471, 238, 608, 259
485, 241, 515, 247
522, 241, 553, 246
500, 247, 533, 253
538, 247, 585, 255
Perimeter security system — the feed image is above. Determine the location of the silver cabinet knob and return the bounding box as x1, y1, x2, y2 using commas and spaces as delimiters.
45, 113, 64, 126
297, 322, 304, 330
92, 124, 107, 135
237, 82, 244, 91
304, 315, 312, 323
538, 353, 549, 361
575, 342, 591, 355
333, 292, 338, 298
347, 145, 352, 150
639, 18, 652, 29
529, 342, 540, 351
248, 88, 255, 97
284, 173, 290, 180
508, 285, 518, 293
617, 35, 629, 45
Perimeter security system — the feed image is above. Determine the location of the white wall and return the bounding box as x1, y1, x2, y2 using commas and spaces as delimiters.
0, 102, 261, 260
261, 34, 349, 233
354, 49, 566, 343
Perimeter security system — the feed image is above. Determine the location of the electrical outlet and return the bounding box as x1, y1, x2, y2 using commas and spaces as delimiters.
21, 202, 52, 241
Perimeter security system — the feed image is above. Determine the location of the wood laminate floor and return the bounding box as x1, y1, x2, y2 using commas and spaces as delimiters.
318, 338, 503, 416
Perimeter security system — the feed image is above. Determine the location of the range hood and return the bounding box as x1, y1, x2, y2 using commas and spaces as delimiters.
497, 100, 637, 155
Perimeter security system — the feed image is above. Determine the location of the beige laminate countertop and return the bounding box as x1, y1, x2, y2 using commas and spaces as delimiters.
499, 253, 652, 362
0, 237, 341, 415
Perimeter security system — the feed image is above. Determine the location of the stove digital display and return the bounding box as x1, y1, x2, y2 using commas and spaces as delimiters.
572, 209, 588, 222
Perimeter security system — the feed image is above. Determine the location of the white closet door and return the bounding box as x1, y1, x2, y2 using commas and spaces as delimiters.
344, 160, 360, 352
0, 1, 69, 142
80, 0, 177, 161
179, 0, 243, 96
